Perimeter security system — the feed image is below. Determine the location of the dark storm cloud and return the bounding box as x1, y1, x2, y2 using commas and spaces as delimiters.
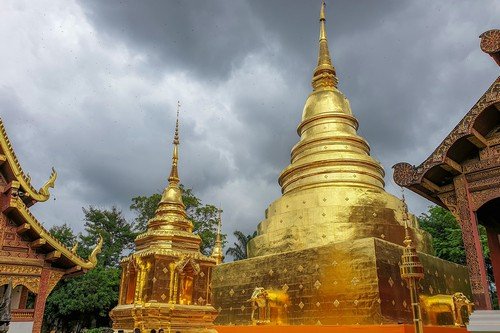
80, 0, 267, 80
1, 0, 499, 246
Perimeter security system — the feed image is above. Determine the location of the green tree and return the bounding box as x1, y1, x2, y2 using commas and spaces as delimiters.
48, 223, 77, 248
79, 206, 136, 267
44, 207, 134, 332
44, 267, 120, 332
130, 185, 225, 255
225, 230, 257, 261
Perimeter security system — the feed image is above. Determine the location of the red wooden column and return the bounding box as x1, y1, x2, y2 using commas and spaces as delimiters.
486, 228, 500, 304
454, 175, 492, 309
32, 267, 50, 333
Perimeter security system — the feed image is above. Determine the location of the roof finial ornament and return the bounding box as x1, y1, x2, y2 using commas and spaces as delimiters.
400, 187, 412, 245
312, 0, 338, 90
168, 101, 181, 184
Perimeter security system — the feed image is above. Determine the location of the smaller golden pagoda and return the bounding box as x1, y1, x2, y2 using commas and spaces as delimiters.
110, 106, 218, 333
210, 209, 224, 265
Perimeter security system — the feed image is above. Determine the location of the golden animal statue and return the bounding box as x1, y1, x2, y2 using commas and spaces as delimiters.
38, 167, 57, 197
420, 292, 474, 326
249, 287, 290, 325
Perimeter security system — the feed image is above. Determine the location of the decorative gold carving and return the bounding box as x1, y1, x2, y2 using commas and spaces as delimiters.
0, 276, 39, 294
0, 264, 42, 276
0, 118, 56, 202
85, 235, 103, 268
454, 175, 492, 309
480, 29, 500, 55
47, 270, 65, 295
393, 77, 500, 188
38, 167, 57, 198
420, 292, 474, 326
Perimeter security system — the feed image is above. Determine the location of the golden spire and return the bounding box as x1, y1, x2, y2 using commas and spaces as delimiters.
211, 207, 224, 265
135, 101, 201, 252
312, 0, 338, 89
401, 188, 412, 246
168, 101, 181, 184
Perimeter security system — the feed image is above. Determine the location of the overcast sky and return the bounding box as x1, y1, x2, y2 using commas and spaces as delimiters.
1, 0, 499, 251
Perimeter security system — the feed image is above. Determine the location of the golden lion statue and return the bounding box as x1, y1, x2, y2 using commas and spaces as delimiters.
249, 287, 290, 325
420, 292, 473, 326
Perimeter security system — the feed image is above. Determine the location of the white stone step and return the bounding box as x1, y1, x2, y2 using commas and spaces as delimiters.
467, 310, 500, 332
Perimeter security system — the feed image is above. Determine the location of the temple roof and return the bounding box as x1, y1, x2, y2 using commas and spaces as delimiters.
0, 118, 102, 273
0, 119, 56, 205
393, 31, 500, 205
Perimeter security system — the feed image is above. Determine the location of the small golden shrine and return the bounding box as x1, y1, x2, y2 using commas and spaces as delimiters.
0, 118, 102, 333
213, 2, 472, 327
109, 108, 218, 333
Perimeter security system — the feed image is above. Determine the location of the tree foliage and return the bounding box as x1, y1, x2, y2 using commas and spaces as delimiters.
44, 207, 133, 332
44, 267, 120, 332
48, 223, 77, 248
79, 206, 136, 267
418, 205, 490, 264
225, 230, 257, 261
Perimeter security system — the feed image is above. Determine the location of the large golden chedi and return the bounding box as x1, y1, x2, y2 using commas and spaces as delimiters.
110, 113, 217, 333
213, 2, 471, 326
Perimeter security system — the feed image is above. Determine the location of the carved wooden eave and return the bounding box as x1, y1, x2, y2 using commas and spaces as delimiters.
0, 118, 56, 205
2, 184, 99, 274
393, 76, 500, 206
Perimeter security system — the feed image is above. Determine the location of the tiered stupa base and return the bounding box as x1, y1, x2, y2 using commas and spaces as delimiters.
213, 238, 471, 326
111, 302, 218, 333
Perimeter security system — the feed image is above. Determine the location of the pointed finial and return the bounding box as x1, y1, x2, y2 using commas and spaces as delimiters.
168, 102, 181, 183
217, 207, 222, 236
400, 187, 412, 246
174, 101, 180, 145
211, 207, 224, 264
320, 0, 326, 21
312, 0, 338, 89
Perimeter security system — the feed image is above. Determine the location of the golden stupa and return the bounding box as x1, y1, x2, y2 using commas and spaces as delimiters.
212, 2, 471, 326
110, 107, 218, 332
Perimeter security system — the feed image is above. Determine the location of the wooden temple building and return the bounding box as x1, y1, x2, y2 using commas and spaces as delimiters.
393, 29, 500, 310
0, 118, 102, 333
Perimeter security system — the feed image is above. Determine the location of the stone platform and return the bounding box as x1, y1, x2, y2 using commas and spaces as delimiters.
467, 310, 500, 332
213, 237, 471, 326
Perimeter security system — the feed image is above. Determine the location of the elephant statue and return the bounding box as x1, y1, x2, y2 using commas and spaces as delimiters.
248, 287, 290, 325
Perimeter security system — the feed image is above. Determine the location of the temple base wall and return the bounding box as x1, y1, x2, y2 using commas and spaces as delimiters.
213, 238, 471, 326
110, 303, 218, 332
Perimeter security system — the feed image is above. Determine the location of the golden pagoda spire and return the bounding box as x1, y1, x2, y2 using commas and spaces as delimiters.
134, 101, 200, 252
312, 0, 338, 89
168, 101, 181, 184
211, 207, 224, 265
